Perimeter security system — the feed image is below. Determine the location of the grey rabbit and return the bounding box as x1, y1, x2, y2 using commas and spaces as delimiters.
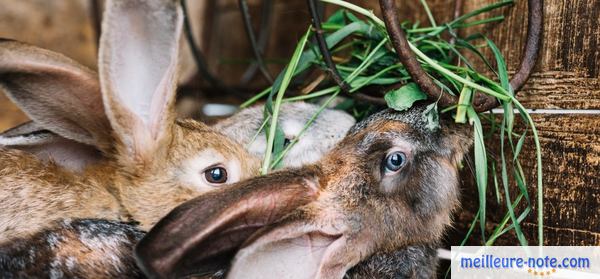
135, 104, 472, 278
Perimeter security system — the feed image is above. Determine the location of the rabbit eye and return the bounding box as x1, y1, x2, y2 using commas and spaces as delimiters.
384, 151, 406, 173
204, 167, 228, 184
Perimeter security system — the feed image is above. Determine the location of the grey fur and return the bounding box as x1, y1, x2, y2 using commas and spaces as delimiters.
215, 102, 356, 167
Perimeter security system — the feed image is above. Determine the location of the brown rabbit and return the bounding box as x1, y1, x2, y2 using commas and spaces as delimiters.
135, 105, 472, 278
0, 0, 260, 242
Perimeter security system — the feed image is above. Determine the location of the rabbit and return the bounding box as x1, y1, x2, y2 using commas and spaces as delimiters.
135, 104, 472, 278
0, 0, 262, 242
0, 214, 438, 279
0, 218, 436, 278
1, 102, 356, 172
214, 102, 356, 168
0, 105, 461, 278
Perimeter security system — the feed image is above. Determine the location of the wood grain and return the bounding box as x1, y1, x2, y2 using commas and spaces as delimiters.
462, 0, 600, 109
450, 114, 600, 246
0, 0, 97, 69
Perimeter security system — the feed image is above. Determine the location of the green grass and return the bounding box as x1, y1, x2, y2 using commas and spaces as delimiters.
243, 0, 543, 247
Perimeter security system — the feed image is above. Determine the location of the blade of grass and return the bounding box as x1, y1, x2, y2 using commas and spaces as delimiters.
499, 103, 528, 246
246, 115, 271, 149
467, 107, 488, 242
262, 28, 312, 174
419, 0, 437, 27
455, 78, 473, 123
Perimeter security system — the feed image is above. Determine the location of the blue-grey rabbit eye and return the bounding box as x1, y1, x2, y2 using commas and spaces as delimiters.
384, 152, 406, 172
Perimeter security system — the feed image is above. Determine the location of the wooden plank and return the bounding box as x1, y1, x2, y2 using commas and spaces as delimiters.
462, 0, 600, 109
449, 114, 600, 246
0, 0, 98, 69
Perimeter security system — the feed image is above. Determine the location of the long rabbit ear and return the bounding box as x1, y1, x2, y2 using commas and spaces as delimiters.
0, 40, 112, 152
134, 168, 322, 279
0, 121, 104, 173
99, 0, 182, 160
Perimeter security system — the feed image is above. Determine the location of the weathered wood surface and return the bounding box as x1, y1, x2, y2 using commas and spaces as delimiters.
462, 0, 600, 109
451, 114, 600, 246
446, 0, 599, 246
0, 0, 98, 69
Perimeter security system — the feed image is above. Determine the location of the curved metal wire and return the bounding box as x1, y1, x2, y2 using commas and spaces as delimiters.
379, 0, 458, 108
307, 0, 386, 105
510, 0, 544, 92
379, 0, 543, 112
180, 0, 239, 96
238, 0, 274, 84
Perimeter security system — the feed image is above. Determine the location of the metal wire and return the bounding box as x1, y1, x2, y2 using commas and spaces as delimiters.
238, 0, 274, 84
379, 0, 543, 112
307, 0, 386, 105
380, 0, 459, 108
180, 0, 239, 96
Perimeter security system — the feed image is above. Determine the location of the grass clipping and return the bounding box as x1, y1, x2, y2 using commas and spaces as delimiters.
243, 0, 543, 246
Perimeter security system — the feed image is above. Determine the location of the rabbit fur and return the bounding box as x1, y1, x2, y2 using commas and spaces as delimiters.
136, 105, 472, 279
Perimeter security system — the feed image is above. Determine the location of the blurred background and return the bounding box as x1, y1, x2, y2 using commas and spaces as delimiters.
0, 0, 598, 249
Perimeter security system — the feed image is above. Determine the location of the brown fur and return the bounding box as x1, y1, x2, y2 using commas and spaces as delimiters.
0, 0, 261, 243
0, 106, 467, 278
136, 105, 473, 278
0, 119, 259, 241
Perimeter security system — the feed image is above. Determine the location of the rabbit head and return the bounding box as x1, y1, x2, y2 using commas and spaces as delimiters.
215, 102, 356, 167
0, 0, 258, 233
135, 105, 472, 278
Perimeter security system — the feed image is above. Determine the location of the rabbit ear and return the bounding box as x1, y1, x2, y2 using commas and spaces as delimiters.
0, 40, 112, 151
99, 0, 182, 160
134, 168, 321, 278
0, 121, 104, 172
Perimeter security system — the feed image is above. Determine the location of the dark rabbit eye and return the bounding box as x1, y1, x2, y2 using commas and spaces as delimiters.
204, 167, 228, 184
384, 152, 406, 172
283, 138, 292, 147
